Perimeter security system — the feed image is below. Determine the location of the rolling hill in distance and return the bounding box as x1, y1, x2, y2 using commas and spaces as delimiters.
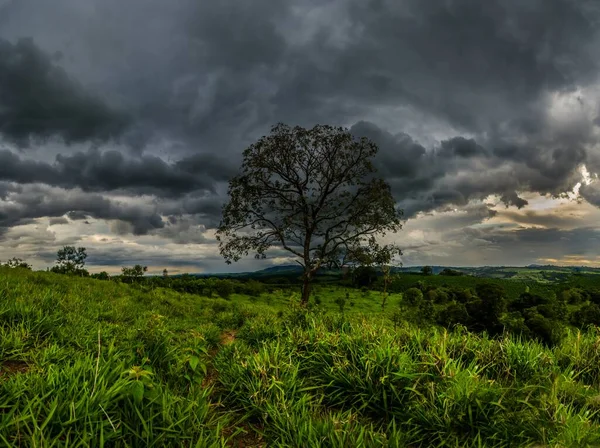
179, 264, 600, 282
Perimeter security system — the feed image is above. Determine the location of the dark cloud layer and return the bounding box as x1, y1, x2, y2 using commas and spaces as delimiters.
0, 185, 165, 236
0, 38, 129, 145
0, 149, 235, 197
0, 0, 599, 268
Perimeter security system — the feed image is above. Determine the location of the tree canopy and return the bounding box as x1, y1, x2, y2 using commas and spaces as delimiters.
217, 123, 402, 304
51, 246, 88, 276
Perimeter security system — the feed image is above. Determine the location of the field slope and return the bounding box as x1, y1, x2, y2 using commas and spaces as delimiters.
2, 267, 600, 447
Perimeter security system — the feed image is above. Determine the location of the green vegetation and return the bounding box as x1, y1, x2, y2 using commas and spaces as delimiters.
216, 123, 401, 305
4, 266, 600, 446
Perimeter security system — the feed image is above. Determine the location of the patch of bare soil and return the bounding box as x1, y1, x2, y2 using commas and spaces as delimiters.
226, 423, 265, 448
202, 331, 237, 389
0, 360, 29, 379
206, 330, 265, 445
221, 330, 237, 345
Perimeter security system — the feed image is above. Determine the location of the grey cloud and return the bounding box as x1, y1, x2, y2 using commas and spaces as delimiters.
0, 149, 234, 197
351, 121, 584, 218
579, 182, 600, 207
439, 138, 488, 159
500, 191, 529, 209
48, 217, 68, 225
0, 0, 599, 265
154, 217, 210, 244
338, 0, 598, 132
2, 0, 597, 150
482, 227, 600, 258
0, 186, 165, 236
0, 38, 129, 145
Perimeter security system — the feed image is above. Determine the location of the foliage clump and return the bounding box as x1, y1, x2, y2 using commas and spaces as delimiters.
217, 123, 401, 305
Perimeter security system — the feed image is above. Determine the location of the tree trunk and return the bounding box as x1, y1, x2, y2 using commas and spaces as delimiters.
301, 274, 311, 306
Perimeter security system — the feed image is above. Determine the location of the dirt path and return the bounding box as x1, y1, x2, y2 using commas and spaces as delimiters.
0, 360, 29, 380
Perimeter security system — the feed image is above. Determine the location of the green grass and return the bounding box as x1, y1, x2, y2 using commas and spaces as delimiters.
3, 266, 600, 446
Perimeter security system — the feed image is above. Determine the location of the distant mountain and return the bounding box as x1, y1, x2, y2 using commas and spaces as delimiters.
172, 263, 600, 281
255, 265, 303, 274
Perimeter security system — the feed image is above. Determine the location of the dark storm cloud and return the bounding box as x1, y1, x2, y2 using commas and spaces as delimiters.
48, 217, 69, 226
0, 185, 165, 236
2, 0, 598, 150
0, 38, 129, 145
154, 217, 210, 244
0, 0, 599, 256
439, 138, 489, 159
499, 192, 529, 209
579, 182, 600, 207
0, 149, 234, 197
479, 226, 600, 258
350, 121, 540, 218
341, 0, 598, 131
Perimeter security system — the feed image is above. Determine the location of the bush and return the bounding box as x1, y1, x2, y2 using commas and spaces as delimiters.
91, 271, 110, 280
500, 311, 529, 337
403, 288, 424, 305
526, 315, 564, 346
334, 296, 347, 313
241, 280, 265, 297
437, 302, 469, 328
571, 303, 600, 328
237, 316, 280, 348
587, 289, 600, 305
470, 283, 507, 334
562, 289, 585, 305
453, 288, 473, 303
215, 280, 234, 300
2, 258, 32, 270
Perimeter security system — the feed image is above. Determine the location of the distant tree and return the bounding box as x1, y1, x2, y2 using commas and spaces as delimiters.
2, 257, 32, 270
468, 283, 507, 334
571, 303, 600, 328
561, 288, 585, 305
215, 280, 234, 299
421, 266, 433, 276
121, 265, 148, 281
437, 302, 470, 328
439, 268, 464, 276
51, 246, 88, 276
243, 279, 265, 297
351, 265, 378, 288
216, 123, 402, 306
403, 287, 424, 305
526, 314, 564, 346
162, 268, 169, 278
91, 271, 110, 280
348, 241, 402, 311
453, 288, 473, 303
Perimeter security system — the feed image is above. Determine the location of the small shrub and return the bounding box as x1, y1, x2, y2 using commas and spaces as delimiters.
215, 280, 234, 300
526, 315, 564, 346
237, 316, 280, 348
334, 296, 346, 313
403, 288, 423, 305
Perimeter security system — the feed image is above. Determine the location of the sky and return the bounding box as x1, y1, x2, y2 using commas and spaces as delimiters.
1, 0, 600, 274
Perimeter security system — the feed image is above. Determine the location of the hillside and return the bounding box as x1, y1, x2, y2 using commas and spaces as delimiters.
195, 264, 600, 284
3, 267, 600, 446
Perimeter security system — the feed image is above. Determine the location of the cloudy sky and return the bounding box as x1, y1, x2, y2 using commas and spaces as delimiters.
1, 0, 600, 273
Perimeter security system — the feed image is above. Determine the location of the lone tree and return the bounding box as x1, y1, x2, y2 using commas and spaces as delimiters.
421, 265, 433, 276
51, 246, 88, 276
217, 123, 402, 305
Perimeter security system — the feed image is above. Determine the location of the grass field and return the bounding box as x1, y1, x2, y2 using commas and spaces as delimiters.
3, 267, 600, 447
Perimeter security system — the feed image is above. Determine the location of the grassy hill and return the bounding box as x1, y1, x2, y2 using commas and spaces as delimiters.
188, 264, 600, 285
3, 267, 600, 446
